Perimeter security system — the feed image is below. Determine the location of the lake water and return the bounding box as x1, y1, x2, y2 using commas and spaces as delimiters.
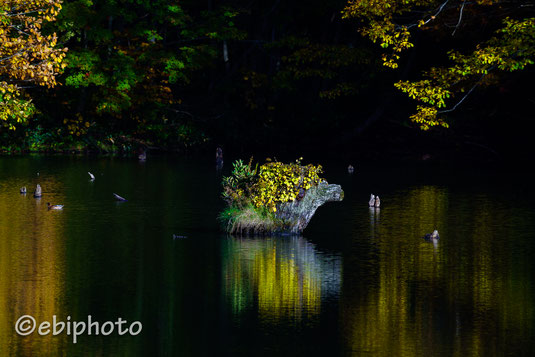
0, 155, 534, 356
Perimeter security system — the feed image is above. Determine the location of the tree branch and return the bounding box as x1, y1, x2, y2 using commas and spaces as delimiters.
0, 46, 31, 63
451, 0, 467, 36
406, 0, 451, 29
438, 70, 492, 114
166, 107, 194, 119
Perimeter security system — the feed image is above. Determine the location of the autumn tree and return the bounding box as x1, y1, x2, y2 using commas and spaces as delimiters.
0, 0, 66, 129
51, 0, 241, 143
343, 0, 535, 129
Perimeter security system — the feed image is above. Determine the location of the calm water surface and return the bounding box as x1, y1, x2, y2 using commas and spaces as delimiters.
0, 156, 534, 356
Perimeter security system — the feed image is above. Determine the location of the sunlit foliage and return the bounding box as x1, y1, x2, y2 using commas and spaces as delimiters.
253, 159, 323, 213
222, 158, 323, 213
343, 0, 535, 129
0, 0, 66, 129
220, 158, 324, 234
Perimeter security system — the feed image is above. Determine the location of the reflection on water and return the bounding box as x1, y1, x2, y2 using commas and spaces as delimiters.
222, 236, 341, 323
0, 157, 534, 356
0, 175, 67, 356
369, 207, 380, 239
342, 185, 535, 356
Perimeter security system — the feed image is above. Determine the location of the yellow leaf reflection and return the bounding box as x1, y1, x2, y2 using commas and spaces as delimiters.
0, 177, 66, 356
343, 186, 534, 356
222, 236, 341, 322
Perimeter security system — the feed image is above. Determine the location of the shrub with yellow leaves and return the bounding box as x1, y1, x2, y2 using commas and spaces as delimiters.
252, 159, 323, 213
222, 158, 323, 214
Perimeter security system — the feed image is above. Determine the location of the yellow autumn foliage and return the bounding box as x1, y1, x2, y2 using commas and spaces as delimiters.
0, 0, 67, 128
342, 1, 535, 130
222, 158, 323, 214
252, 159, 323, 213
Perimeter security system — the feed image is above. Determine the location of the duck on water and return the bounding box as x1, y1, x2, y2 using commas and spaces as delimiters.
34, 184, 42, 198
423, 230, 440, 242
369, 194, 380, 208
47, 203, 64, 210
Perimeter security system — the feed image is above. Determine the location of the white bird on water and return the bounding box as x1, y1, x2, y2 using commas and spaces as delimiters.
88, 172, 95, 180
34, 184, 42, 198
374, 196, 381, 208
423, 230, 440, 242
368, 194, 375, 207
113, 193, 127, 201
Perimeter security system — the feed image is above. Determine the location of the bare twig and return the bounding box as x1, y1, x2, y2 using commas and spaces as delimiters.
406, 0, 451, 29
167, 108, 194, 118
464, 141, 499, 156
4, 9, 47, 17
439, 82, 480, 113
452, 0, 467, 36
438, 69, 494, 114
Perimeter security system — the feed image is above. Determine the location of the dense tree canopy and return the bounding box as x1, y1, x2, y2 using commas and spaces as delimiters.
1, 0, 534, 160
0, 0, 66, 129
51, 0, 241, 142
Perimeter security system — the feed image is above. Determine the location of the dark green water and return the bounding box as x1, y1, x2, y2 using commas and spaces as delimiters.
0, 156, 534, 356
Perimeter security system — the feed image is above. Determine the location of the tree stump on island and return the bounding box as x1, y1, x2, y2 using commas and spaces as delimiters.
275, 181, 344, 234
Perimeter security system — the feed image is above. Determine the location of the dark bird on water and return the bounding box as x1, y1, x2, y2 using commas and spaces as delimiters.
113, 193, 127, 201
138, 149, 147, 161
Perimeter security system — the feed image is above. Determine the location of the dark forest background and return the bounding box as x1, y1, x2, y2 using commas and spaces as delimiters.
1, 0, 534, 164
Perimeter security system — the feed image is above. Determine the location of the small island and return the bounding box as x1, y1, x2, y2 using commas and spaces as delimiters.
220, 158, 343, 235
